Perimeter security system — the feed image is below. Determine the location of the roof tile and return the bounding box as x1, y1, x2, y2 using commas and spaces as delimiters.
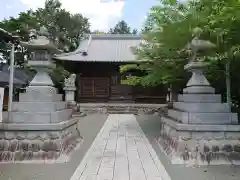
54, 34, 141, 62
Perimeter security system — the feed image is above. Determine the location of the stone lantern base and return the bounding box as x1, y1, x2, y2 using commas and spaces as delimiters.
0, 118, 82, 162
158, 116, 240, 166
0, 87, 82, 162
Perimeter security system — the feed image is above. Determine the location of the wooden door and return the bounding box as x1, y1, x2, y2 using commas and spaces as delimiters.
79, 77, 109, 99
94, 78, 109, 98
80, 79, 94, 97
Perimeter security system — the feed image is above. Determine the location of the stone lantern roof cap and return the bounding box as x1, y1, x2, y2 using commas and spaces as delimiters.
20, 26, 62, 54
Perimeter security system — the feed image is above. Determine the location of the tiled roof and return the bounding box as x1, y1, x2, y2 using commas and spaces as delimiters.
54, 34, 142, 62
0, 28, 19, 43
0, 65, 34, 86
0, 71, 25, 85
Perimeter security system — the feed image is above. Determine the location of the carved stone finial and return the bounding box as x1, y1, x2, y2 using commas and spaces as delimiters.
192, 27, 203, 37
64, 74, 76, 87
188, 27, 215, 63
29, 29, 37, 40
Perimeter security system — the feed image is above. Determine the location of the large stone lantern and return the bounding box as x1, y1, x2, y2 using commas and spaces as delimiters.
158, 28, 240, 166
21, 27, 60, 93
0, 27, 82, 162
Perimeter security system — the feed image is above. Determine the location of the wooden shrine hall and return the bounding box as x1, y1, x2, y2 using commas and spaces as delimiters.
54, 34, 167, 103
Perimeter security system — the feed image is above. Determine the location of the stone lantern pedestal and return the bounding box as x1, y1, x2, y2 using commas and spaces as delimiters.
64, 86, 76, 103
64, 86, 76, 108
63, 74, 77, 110
0, 27, 82, 162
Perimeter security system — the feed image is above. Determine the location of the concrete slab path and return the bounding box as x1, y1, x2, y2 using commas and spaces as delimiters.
70, 114, 171, 180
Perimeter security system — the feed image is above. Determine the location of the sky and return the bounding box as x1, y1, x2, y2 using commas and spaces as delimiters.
0, 0, 159, 31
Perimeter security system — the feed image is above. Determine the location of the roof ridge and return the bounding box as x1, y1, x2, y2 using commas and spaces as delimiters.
84, 34, 92, 53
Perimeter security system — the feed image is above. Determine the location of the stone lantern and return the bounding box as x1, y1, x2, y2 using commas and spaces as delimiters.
0, 27, 82, 162
158, 27, 240, 166
21, 26, 59, 94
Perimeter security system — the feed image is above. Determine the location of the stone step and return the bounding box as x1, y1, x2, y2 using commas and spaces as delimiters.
72, 112, 86, 117
107, 107, 138, 111
178, 94, 222, 103
183, 86, 215, 94
12, 102, 67, 112
168, 109, 238, 124
108, 111, 138, 114
19, 93, 63, 102
173, 102, 230, 113
9, 109, 72, 124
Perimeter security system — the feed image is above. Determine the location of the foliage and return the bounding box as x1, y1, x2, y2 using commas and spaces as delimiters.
0, 0, 90, 51
92, 30, 106, 34
121, 0, 240, 106
49, 64, 70, 92
120, 64, 140, 72
0, 0, 90, 87
109, 20, 138, 34
35, 0, 90, 51
132, 29, 138, 35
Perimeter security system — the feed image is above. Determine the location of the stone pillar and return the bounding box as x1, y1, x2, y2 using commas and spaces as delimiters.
64, 86, 76, 105
64, 74, 77, 109
0, 87, 4, 122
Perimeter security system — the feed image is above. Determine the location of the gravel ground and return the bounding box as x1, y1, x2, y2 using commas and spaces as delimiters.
0, 114, 108, 180
136, 115, 240, 180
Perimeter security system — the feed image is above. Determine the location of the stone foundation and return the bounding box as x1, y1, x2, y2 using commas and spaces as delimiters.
0, 119, 82, 162
157, 116, 240, 166
78, 103, 167, 116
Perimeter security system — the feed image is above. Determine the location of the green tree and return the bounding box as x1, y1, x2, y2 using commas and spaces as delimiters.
35, 0, 90, 51
92, 30, 106, 34
109, 20, 132, 34
0, 0, 90, 53
121, 0, 240, 107
132, 28, 138, 35
0, 0, 90, 89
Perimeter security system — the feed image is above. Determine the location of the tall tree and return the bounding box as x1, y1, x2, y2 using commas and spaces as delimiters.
109, 20, 131, 34
132, 28, 138, 35
121, 0, 240, 107
0, 0, 90, 89
0, 0, 90, 52
35, 0, 90, 51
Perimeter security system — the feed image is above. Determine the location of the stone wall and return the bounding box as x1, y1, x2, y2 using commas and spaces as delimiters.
0, 123, 82, 162
158, 120, 240, 165
75, 104, 167, 116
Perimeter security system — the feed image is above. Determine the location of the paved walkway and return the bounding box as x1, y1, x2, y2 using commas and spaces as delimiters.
70, 114, 171, 180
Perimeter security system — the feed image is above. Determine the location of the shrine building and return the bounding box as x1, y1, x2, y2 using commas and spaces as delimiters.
54, 34, 167, 103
